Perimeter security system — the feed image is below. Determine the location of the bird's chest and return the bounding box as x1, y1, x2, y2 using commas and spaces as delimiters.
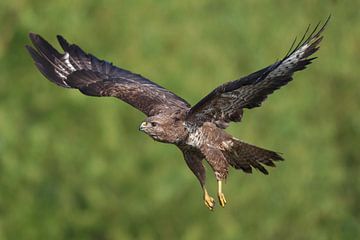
186, 129, 205, 148
185, 122, 228, 149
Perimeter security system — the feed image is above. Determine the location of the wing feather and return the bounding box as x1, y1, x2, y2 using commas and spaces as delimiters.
186, 17, 330, 128
26, 34, 190, 116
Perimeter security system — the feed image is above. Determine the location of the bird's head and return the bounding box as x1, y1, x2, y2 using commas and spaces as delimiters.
139, 112, 187, 143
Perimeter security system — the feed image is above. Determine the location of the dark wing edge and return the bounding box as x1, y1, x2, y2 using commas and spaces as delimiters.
26, 33, 190, 116
186, 16, 330, 128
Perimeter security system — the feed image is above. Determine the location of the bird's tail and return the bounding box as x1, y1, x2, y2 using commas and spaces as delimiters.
223, 138, 284, 175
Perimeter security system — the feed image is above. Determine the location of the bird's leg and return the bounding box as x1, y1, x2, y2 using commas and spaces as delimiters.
203, 187, 215, 210
217, 180, 227, 207
199, 145, 228, 208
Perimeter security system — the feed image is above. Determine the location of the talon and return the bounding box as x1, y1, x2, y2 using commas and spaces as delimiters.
203, 188, 215, 210
218, 192, 227, 207
217, 180, 227, 207
204, 196, 215, 210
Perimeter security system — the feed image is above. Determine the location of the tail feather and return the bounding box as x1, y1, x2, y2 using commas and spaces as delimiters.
224, 138, 283, 175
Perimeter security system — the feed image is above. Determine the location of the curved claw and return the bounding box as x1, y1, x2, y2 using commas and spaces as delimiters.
218, 192, 227, 207
203, 188, 215, 210
204, 195, 215, 210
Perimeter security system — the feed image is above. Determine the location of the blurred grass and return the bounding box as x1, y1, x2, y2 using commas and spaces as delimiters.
1, 0, 360, 239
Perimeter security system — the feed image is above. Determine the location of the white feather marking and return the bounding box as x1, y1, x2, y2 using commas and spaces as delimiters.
267, 41, 311, 79
186, 129, 203, 147
55, 69, 67, 79
63, 52, 76, 71
62, 80, 70, 87
221, 140, 233, 150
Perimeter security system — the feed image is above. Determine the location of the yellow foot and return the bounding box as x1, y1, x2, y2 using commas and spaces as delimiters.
204, 195, 215, 210
217, 180, 227, 207
203, 188, 215, 210
218, 192, 227, 207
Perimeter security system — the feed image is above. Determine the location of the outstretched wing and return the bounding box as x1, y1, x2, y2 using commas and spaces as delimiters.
186, 17, 329, 128
26, 34, 190, 116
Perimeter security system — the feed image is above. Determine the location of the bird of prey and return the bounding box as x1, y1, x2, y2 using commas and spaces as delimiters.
26, 18, 329, 210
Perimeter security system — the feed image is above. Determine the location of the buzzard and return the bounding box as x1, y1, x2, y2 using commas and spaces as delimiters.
26, 18, 329, 210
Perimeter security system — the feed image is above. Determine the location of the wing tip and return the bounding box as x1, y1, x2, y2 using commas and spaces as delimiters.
56, 34, 70, 51
283, 15, 330, 60
28, 32, 38, 39
24, 44, 34, 54
28, 32, 45, 47
26, 33, 73, 88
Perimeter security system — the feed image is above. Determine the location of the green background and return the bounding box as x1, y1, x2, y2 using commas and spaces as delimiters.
0, 0, 359, 239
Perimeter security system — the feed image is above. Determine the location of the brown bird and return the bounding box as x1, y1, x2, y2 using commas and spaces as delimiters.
26, 17, 329, 210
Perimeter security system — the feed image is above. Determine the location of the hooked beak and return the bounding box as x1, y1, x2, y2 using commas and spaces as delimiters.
139, 121, 148, 131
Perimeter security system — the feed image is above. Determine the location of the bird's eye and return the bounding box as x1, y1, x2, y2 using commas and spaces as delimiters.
150, 122, 157, 127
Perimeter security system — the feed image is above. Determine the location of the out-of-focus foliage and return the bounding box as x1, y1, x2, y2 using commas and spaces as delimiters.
0, 0, 359, 239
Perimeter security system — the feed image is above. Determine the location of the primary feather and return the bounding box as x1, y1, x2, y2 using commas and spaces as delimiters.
26, 34, 189, 116
186, 16, 330, 129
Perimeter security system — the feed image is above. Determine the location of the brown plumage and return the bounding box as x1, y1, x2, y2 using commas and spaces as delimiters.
26, 17, 329, 210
